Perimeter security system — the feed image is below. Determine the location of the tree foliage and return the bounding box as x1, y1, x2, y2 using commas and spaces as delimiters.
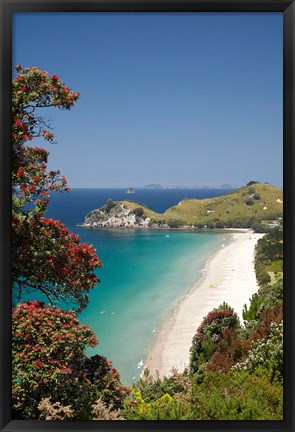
123, 370, 282, 420
12, 301, 130, 420
133, 207, 145, 218
12, 66, 102, 310
233, 322, 283, 384
104, 199, 117, 213
12, 216, 101, 311
245, 198, 254, 206
253, 192, 261, 200
206, 327, 251, 373
247, 181, 258, 186
189, 306, 240, 374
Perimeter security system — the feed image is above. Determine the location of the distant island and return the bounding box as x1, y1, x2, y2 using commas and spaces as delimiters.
143, 183, 234, 189
144, 183, 164, 189
82, 182, 283, 231
220, 183, 234, 189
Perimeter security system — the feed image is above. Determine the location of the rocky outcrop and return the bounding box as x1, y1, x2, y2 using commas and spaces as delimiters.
82, 201, 160, 229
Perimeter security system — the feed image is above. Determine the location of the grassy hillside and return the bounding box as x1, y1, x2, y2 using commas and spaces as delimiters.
120, 183, 283, 227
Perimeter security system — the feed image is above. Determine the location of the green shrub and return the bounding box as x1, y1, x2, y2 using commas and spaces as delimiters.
123, 392, 193, 420
233, 321, 283, 384
257, 269, 271, 286
243, 293, 266, 322
245, 198, 254, 206
125, 370, 283, 420
268, 226, 283, 242
265, 260, 283, 273
247, 181, 258, 186
251, 222, 269, 233
104, 199, 117, 213
167, 219, 184, 228
133, 207, 145, 218
190, 370, 282, 420
269, 277, 283, 305
134, 367, 191, 399
133, 372, 185, 403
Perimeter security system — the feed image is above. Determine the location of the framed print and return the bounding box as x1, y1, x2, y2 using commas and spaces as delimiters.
1, 1, 294, 431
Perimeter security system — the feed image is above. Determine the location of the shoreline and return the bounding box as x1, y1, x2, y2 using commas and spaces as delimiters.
78, 224, 252, 233
144, 231, 264, 378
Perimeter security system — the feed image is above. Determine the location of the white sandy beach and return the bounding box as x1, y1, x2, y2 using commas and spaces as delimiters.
145, 231, 264, 378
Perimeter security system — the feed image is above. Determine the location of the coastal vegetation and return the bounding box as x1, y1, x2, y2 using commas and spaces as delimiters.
12, 66, 101, 311
121, 227, 283, 420
123, 370, 282, 420
189, 306, 240, 375
11, 67, 283, 421
243, 225, 283, 323
12, 301, 130, 420
11, 67, 128, 420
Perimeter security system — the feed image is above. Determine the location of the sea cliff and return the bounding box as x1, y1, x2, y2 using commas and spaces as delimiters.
82, 200, 161, 229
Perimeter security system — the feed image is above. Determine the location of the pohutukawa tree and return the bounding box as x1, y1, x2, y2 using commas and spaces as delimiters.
12, 66, 102, 311
12, 301, 130, 419
189, 306, 240, 374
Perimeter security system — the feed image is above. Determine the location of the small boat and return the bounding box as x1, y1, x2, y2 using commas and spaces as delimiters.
126, 187, 135, 194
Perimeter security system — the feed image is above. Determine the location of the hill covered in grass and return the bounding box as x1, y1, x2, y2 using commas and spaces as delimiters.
83, 182, 283, 230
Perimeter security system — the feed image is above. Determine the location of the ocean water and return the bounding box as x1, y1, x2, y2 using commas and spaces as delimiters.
45, 188, 234, 227
21, 189, 232, 384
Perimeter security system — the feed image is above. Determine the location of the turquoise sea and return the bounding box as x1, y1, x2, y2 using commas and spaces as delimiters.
20, 189, 233, 384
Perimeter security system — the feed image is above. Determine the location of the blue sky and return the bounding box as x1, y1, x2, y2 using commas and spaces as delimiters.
13, 12, 283, 188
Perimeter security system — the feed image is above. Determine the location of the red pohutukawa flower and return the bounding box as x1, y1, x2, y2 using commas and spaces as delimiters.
189, 306, 240, 375
11, 67, 127, 420
12, 66, 80, 174
13, 215, 102, 311
13, 147, 71, 215
12, 301, 130, 419
12, 66, 102, 311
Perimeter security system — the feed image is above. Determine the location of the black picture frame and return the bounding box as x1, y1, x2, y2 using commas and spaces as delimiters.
1, 1, 294, 431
